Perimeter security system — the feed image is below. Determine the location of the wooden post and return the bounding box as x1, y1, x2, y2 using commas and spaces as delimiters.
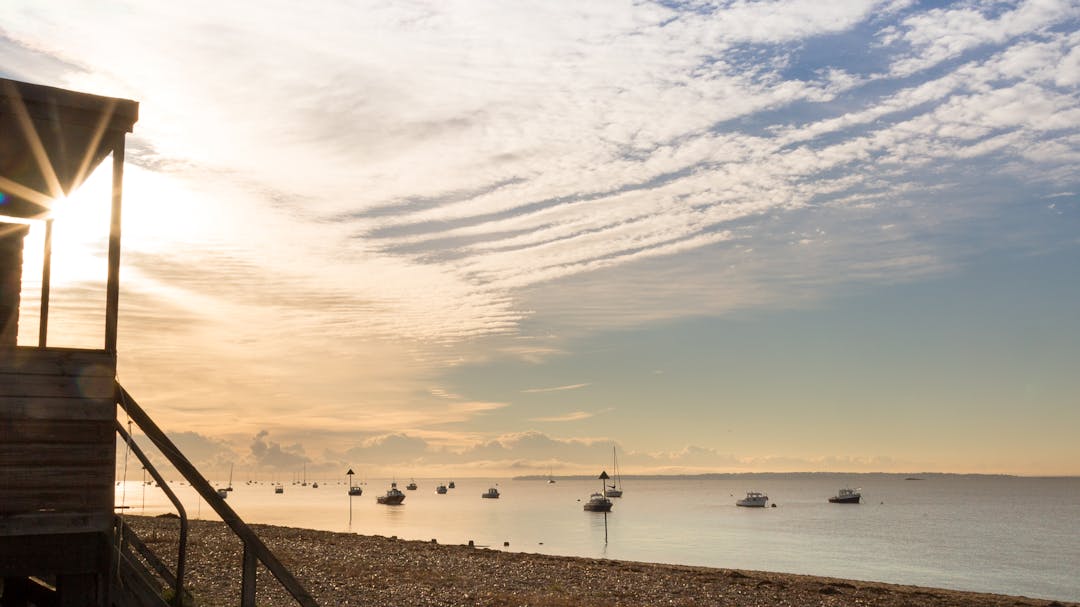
241, 544, 257, 607
38, 218, 52, 347
599, 471, 609, 544
104, 136, 125, 353
0, 223, 30, 346
347, 468, 355, 529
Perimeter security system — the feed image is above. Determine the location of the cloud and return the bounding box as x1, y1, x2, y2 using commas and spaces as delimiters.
521, 383, 590, 393
250, 430, 310, 470
7, 0, 1076, 350
529, 408, 613, 423
882, 0, 1080, 76
117, 429, 237, 480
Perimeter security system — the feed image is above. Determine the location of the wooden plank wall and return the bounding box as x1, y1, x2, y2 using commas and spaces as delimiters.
0, 347, 116, 536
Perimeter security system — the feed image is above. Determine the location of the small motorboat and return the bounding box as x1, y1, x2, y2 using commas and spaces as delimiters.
216, 488, 229, 499
406, 479, 418, 490
312, 481, 319, 488
736, 491, 768, 507
274, 485, 284, 494
583, 492, 613, 512
436, 484, 448, 494
448, 480, 456, 489
829, 488, 861, 504
348, 486, 362, 496
481, 487, 500, 499
377, 482, 406, 505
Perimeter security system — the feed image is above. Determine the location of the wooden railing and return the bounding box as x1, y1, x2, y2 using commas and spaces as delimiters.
116, 384, 318, 607
115, 420, 189, 607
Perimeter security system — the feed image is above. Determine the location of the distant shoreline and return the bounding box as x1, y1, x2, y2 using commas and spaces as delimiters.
511, 471, 1076, 481
125, 516, 1078, 606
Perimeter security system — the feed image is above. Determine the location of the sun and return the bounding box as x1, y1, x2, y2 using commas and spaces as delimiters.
20, 162, 113, 289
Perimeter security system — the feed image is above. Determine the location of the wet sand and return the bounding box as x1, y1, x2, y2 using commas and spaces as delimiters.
125, 516, 1076, 607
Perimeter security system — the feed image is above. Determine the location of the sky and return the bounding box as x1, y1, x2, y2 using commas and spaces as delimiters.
2, 0, 1079, 478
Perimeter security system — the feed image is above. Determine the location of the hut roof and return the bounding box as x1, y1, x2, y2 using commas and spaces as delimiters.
0, 78, 139, 219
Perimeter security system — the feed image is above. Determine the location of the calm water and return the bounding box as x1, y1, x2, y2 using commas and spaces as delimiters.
115, 474, 1080, 601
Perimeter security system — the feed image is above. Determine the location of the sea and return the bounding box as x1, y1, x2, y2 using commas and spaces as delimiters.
114, 474, 1080, 602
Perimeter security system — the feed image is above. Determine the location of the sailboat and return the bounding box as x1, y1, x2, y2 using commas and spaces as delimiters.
604, 445, 623, 498
547, 467, 556, 484
216, 464, 234, 498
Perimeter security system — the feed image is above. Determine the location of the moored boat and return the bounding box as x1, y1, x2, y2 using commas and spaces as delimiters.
216, 488, 229, 499
436, 484, 448, 494
406, 479, 418, 490
377, 482, 406, 505
348, 485, 362, 496
736, 491, 768, 507
604, 445, 623, 497
274, 484, 284, 494
583, 492, 613, 512
481, 487, 500, 499
828, 487, 861, 503
448, 480, 456, 489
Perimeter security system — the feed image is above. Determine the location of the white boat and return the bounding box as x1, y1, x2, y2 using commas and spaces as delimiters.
828, 487, 861, 504
736, 491, 768, 507
216, 487, 229, 499
377, 482, 406, 505
481, 487, 500, 499
583, 492, 612, 512
547, 467, 556, 484
604, 445, 623, 498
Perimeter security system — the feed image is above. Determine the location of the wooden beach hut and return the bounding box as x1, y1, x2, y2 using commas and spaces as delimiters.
1, 79, 316, 607
1, 77, 137, 606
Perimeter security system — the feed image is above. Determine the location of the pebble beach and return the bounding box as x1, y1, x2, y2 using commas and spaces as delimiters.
125, 516, 1077, 607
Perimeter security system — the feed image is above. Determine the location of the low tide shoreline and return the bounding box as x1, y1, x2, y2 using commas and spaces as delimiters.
126, 516, 1076, 607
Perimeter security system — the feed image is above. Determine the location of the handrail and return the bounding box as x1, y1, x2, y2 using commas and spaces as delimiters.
117, 518, 178, 594
117, 384, 318, 607
116, 420, 188, 607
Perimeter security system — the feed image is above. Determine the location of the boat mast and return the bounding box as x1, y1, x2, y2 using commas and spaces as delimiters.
612, 445, 621, 490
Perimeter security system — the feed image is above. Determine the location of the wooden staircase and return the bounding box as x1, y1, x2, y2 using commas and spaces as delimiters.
0, 371, 318, 607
